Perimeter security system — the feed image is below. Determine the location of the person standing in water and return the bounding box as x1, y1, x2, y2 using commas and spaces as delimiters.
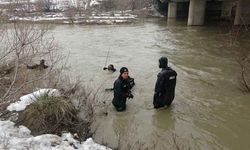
112, 67, 134, 111
153, 57, 177, 109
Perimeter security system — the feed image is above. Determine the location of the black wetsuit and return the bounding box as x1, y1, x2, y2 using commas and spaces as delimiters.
153, 67, 177, 108
112, 76, 133, 111
128, 76, 135, 89
103, 67, 116, 72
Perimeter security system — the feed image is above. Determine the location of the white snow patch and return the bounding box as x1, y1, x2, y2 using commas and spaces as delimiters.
0, 120, 111, 150
90, 0, 100, 6
7, 89, 60, 112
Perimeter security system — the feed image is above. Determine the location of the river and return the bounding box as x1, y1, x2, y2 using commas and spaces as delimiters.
50, 18, 250, 150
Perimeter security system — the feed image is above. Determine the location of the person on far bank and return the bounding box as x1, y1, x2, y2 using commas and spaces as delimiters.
112, 67, 134, 111
26, 59, 48, 70
153, 57, 177, 109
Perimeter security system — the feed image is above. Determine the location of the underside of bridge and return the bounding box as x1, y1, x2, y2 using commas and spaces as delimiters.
155, 0, 250, 26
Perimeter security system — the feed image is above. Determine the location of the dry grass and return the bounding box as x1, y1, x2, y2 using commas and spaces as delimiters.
16, 94, 90, 139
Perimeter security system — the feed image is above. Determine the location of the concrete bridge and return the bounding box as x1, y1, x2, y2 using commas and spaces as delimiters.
162, 0, 250, 25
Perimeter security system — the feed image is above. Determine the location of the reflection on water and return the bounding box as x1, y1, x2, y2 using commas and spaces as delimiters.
152, 108, 175, 131
51, 18, 250, 150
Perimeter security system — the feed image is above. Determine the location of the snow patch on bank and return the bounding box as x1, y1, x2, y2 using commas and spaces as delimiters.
7, 89, 60, 112
0, 120, 111, 150
8, 12, 138, 24
90, 0, 100, 6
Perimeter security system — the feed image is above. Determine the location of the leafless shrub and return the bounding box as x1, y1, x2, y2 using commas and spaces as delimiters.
113, 117, 146, 150
0, 22, 63, 108
87, 0, 153, 14
113, 0, 129, 12
0, 10, 8, 23
64, 7, 78, 23
35, 0, 53, 12
4, 0, 31, 18
0, 133, 11, 150
224, 24, 250, 93
99, 0, 117, 11
52, 77, 108, 139
113, 0, 153, 11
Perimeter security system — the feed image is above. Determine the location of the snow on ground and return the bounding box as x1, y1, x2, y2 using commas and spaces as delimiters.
8, 12, 137, 24
7, 89, 60, 112
89, 0, 100, 6
0, 120, 111, 150
3, 89, 111, 149
89, 16, 136, 19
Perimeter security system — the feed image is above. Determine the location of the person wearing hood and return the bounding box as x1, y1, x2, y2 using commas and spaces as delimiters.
26, 59, 48, 70
103, 64, 116, 72
112, 67, 134, 111
154, 57, 177, 109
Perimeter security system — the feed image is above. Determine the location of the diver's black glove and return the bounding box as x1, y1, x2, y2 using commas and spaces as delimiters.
128, 77, 135, 89
128, 93, 134, 99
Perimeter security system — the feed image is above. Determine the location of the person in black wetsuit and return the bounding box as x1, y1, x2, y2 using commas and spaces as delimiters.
103, 64, 116, 72
27, 59, 48, 70
112, 67, 134, 111
153, 57, 177, 109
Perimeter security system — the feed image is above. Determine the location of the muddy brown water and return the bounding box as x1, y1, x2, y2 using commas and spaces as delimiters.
50, 19, 250, 150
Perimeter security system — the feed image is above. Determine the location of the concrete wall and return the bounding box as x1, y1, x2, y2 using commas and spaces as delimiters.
168, 2, 177, 18
188, 0, 206, 25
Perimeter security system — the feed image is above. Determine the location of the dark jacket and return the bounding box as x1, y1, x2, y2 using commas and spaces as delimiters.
112, 76, 131, 111
154, 67, 177, 108
128, 76, 135, 89
27, 63, 48, 70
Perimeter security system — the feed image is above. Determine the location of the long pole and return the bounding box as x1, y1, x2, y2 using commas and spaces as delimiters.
104, 48, 110, 67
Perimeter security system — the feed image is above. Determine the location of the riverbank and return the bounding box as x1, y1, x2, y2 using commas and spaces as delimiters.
0, 21, 112, 149
9, 11, 139, 25
0, 63, 111, 149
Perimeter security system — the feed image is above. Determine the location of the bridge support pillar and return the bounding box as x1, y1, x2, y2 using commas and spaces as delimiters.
188, 0, 206, 26
234, 0, 242, 25
234, 0, 250, 25
221, 1, 235, 20
168, 2, 177, 19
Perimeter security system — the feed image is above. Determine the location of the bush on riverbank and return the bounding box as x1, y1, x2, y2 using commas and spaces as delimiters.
225, 26, 250, 93
0, 21, 96, 141
17, 93, 91, 139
